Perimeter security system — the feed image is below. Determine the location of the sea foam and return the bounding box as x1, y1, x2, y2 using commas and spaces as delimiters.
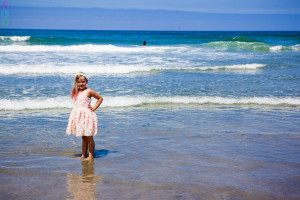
1, 96, 299, 110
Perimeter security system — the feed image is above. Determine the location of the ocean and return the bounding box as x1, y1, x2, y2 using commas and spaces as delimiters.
0, 29, 300, 199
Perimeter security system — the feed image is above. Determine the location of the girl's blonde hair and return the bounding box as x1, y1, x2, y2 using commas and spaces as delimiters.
71, 72, 88, 99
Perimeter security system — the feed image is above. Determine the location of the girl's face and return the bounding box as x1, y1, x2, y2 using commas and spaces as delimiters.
77, 76, 88, 91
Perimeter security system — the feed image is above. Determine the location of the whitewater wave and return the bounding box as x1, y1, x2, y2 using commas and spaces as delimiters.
1, 42, 299, 53
0, 63, 266, 75
1, 96, 299, 110
0, 44, 185, 53
0, 36, 31, 42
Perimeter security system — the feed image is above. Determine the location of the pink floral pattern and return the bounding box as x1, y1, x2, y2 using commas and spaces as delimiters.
66, 89, 98, 136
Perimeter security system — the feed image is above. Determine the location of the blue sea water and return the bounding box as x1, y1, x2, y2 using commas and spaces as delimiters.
0, 29, 300, 199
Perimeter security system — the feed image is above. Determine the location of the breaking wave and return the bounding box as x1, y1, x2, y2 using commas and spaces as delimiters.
0, 42, 299, 53
1, 96, 299, 110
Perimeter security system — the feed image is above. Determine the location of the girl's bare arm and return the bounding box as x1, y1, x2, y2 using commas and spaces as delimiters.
89, 89, 103, 111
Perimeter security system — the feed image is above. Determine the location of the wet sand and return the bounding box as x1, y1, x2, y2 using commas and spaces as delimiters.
0, 106, 300, 199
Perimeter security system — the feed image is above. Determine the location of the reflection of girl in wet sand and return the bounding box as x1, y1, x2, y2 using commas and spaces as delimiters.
66, 72, 103, 161
67, 160, 101, 200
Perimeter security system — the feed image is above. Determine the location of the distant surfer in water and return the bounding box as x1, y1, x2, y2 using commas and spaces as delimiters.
142, 41, 147, 46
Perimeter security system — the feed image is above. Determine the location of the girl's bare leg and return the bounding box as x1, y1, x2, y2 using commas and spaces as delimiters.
81, 136, 88, 158
84, 136, 95, 160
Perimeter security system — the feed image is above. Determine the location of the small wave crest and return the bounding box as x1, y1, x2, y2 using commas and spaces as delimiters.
0, 63, 266, 75
0, 36, 31, 42
206, 41, 299, 52
1, 96, 299, 110
226, 36, 257, 42
269, 44, 300, 52
194, 63, 265, 71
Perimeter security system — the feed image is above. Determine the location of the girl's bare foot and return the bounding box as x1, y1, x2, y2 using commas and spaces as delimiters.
75, 154, 86, 159
83, 156, 94, 161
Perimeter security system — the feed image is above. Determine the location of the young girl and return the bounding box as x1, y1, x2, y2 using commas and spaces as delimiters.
66, 72, 103, 160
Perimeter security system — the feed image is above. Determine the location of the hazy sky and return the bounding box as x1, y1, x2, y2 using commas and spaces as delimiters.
8, 0, 300, 14
2, 0, 300, 30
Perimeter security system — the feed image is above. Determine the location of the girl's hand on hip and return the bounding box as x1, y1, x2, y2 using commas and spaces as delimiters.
88, 105, 94, 112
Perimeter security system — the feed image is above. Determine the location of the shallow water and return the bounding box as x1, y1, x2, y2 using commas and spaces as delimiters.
1, 106, 299, 199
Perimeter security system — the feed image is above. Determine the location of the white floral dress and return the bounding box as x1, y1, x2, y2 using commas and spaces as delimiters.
66, 89, 98, 136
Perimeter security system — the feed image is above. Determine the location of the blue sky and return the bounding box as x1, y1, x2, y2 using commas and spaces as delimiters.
2, 0, 300, 30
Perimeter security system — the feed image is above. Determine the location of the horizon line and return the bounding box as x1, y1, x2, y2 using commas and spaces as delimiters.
1, 28, 300, 32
